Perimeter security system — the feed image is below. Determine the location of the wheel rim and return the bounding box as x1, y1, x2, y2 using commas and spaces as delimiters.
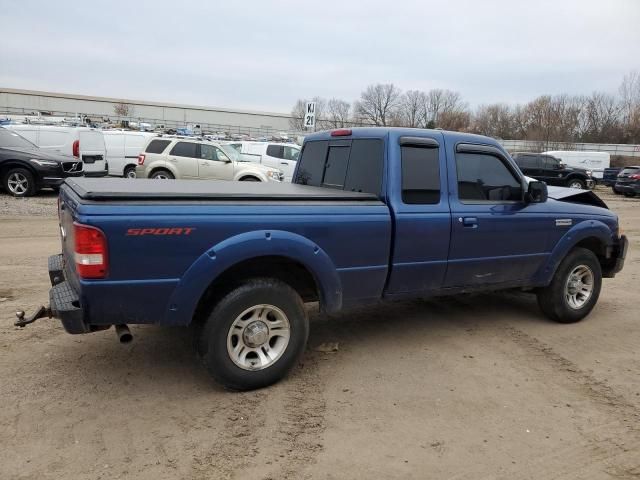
227, 304, 291, 371
153, 173, 169, 179
126, 169, 136, 179
7, 172, 29, 195
569, 181, 583, 189
564, 265, 594, 309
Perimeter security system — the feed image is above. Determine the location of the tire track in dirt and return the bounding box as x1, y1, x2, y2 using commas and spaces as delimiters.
503, 325, 640, 479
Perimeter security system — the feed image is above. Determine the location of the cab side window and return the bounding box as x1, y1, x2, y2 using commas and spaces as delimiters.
543, 156, 560, 170
266, 144, 285, 158
401, 146, 440, 204
456, 152, 522, 202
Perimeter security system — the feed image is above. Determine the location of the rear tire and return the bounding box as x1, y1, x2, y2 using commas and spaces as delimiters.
623, 192, 636, 198
198, 278, 309, 390
240, 176, 260, 182
3, 168, 36, 197
150, 169, 174, 180
124, 165, 137, 179
612, 186, 622, 195
536, 248, 602, 323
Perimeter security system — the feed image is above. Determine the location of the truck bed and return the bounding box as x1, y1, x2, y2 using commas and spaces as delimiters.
64, 178, 381, 202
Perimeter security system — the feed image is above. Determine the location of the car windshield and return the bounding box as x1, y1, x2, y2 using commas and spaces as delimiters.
0, 128, 38, 149
220, 144, 243, 161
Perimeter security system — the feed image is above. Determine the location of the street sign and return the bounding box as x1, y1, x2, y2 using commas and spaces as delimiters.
304, 102, 316, 129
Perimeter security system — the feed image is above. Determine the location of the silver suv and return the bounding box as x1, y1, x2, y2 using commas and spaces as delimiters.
136, 137, 284, 182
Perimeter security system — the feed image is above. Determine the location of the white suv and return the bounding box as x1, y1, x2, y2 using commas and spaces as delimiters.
136, 137, 284, 182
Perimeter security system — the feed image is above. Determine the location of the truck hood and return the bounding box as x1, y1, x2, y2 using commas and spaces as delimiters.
546, 185, 607, 209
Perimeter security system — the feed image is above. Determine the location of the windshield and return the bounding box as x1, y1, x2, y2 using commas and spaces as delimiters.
219, 144, 243, 161
0, 128, 38, 149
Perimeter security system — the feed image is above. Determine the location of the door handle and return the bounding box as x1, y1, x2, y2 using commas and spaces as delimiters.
459, 217, 478, 228
169, 158, 178, 163
200, 162, 208, 166
280, 162, 288, 165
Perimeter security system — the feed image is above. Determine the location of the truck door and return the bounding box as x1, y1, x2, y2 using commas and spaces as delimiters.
386, 134, 451, 295
445, 143, 551, 287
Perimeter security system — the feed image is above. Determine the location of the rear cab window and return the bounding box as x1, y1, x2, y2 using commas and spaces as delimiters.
145, 139, 171, 154
295, 139, 384, 196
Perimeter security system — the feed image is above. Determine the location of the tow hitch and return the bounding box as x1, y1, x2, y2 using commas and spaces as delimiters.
14, 305, 52, 327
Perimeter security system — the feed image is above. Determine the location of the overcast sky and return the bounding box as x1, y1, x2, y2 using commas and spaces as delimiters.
1, 0, 638, 114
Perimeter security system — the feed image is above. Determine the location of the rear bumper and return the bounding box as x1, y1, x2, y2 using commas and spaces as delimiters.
48, 254, 90, 334
614, 183, 640, 194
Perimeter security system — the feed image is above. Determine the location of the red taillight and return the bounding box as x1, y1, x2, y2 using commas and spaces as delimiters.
137, 154, 145, 165
630, 174, 640, 180
331, 129, 352, 137
72, 140, 80, 158
74, 223, 108, 279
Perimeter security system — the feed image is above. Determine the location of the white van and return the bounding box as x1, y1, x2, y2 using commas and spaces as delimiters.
543, 151, 610, 180
228, 142, 300, 182
4, 124, 107, 177
103, 130, 156, 177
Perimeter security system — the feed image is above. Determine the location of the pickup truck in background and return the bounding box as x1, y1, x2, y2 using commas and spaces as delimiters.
512, 152, 594, 189
20, 128, 628, 390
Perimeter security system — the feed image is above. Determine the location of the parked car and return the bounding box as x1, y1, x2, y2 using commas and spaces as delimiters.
3, 124, 107, 177
613, 166, 640, 197
102, 130, 156, 177
21, 127, 628, 390
136, 137, 284, 182
0, 127, 83, 196
512, 152, 594, 189
602, 167, 622, 188
543, 150, 610, 180
227, 141, 300, 181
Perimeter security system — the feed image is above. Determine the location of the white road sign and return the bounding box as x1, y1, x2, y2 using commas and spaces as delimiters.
304, 102, 316, 129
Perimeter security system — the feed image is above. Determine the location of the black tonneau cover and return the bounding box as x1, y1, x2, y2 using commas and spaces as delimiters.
64, 178, 379, 202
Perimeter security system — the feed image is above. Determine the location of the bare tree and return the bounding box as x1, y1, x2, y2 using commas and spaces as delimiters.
424, 89, 467, 128
113, 102, 132, 117
580, 92, 623, 143
354, 84, 403, 126
399, 90, 427, 128
619, 71, 640, 142
472, 103, 514, 139
324, 98, 351, 128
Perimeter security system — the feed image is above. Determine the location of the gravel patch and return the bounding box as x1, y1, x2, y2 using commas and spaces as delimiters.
0, 190, 58, 217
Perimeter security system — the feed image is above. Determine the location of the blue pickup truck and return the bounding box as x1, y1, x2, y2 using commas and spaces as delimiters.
19, 128, 628, 390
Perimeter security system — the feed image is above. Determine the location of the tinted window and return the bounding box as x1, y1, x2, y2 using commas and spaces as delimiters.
0, 128, 38, 149
170, 141, 198, 158
456, 153, 522, 202
266, 144, 284, 158
295, 139, 383, 196
620, 167, 640, 175
543, 156, 560, 169
516, 155, 539, 169
145, 139, 171, 154
401, 146, 440, 204
344, 139, 383, 195
296, 141, 328, 186
283, 145, 300, 161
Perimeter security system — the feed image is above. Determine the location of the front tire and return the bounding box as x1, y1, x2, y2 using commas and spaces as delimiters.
567, 178, 585, 189
124, 165, 137, 178
536, 247, 602, 323
3, 168, 36, 197
199, 278, 309, 390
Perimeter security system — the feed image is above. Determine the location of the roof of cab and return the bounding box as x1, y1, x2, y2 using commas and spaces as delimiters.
303, 127, 501, 147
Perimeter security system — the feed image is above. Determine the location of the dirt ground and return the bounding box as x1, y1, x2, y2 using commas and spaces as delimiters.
1, 187, 639, 480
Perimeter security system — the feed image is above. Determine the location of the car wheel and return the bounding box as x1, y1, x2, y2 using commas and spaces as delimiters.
198, 278, 309, 391
568, 179, 585, 189
536, 247, 602, 323
240, 176, 260, 182
4, 168, 36, 197
124, 166, 137, 179
624, 192, 636, 197
150, 169, 174, 180
612, 187, 622, 195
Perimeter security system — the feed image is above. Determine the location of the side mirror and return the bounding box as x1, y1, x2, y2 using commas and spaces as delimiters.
526, 181, 548, 203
